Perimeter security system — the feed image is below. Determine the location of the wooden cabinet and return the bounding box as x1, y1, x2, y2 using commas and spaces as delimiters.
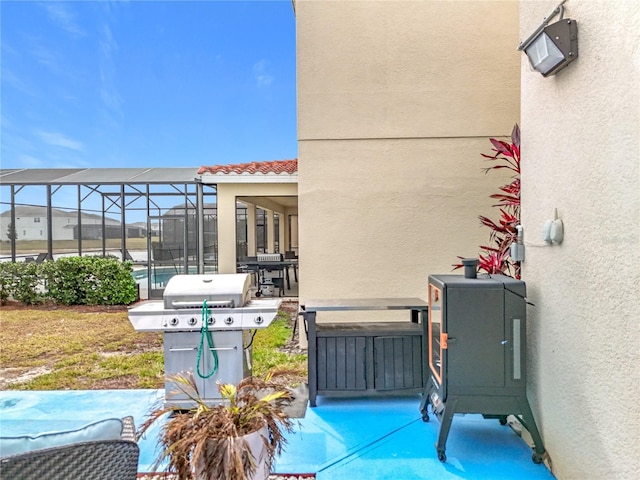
300, 298, 428, 406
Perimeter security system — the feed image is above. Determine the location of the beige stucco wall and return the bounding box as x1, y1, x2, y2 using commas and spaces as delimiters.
296, 0, 521, 311
519, 1, 640, 478
297, 0, 520, 140
298, 136, 515, 298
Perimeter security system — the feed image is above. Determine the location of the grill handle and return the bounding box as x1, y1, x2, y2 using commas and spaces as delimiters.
169, 300, 234, 309
169, 346, 238, 352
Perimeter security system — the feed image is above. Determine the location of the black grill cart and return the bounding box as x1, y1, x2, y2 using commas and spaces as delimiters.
420, 271, 546, 464
301, 298, 428, 407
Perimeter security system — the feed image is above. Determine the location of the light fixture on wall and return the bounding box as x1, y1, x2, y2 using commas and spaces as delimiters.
518, 0, 578, 77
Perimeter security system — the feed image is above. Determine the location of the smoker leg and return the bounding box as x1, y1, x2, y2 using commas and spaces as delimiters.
517, 397, 546, 464
419, 377, 434, 421
419, 396, 430, 421
435, 398, 458, 462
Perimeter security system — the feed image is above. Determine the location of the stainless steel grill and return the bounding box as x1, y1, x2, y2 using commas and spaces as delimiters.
163, 273, 251, 309
257, 253, 283, 262
128, 273, 281, 407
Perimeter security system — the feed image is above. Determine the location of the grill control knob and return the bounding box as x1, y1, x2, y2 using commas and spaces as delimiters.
224, 316, 234, 325
254, 316, 264, 325
207, 317, 215, 325
188, 317, 197, 326
170, 318, 179, 326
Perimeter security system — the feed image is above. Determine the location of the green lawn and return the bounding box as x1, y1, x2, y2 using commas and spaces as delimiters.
0, 303, 306, 390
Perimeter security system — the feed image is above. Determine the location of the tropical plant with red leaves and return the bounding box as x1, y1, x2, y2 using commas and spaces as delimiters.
455, 124, 521, 278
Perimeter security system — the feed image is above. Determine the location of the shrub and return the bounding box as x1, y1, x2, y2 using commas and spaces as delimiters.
455, 124, 521, 278
13, 261, 44, 305
42, 256, 138, 305
85, 257, 138, 305
41, 257, 87, 305
0, 261, 44, 305
1, 256, 138, 306
0, 262, 18, 305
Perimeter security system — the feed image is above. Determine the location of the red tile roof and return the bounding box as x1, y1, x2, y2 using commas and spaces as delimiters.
197, 159, 297, 175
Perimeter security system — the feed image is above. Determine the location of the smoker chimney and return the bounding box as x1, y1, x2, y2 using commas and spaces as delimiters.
462, 258, 479, 279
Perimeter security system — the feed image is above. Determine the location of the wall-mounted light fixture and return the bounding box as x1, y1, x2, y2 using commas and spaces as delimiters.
518, 0, 578, 77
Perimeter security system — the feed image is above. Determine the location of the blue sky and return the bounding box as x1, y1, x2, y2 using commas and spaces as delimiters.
0, 0, 297, 170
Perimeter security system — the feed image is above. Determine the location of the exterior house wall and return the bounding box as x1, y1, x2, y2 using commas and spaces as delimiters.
519, 1, 640, 478
0, 208, 116, 241
296, 0, 521, 306
215, 182, 297, 273
10, 215, 50, 241
51, 215, 75, 240
2, 213, 74, 241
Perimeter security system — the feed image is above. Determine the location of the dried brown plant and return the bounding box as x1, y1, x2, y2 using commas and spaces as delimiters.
138, 372, 295, 480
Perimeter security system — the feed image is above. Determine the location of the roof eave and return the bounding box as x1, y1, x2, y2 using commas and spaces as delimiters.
198, 173, 298, 185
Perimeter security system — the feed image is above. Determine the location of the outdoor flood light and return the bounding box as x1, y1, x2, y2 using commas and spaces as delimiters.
518, 0, 578, 77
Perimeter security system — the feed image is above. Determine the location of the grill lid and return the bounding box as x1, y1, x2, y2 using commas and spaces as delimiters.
257, 253, 283, 262
163, 273, 252, 310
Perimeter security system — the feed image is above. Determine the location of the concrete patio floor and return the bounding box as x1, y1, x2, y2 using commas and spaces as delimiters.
0, 388, 555, 479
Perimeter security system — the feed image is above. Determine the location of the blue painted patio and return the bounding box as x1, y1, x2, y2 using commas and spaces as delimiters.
0, 389, 555, 479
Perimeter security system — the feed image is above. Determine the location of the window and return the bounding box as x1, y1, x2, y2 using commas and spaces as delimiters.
34, 217, 40, 223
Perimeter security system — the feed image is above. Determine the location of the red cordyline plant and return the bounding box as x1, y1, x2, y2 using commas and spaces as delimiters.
455, 124, 521, 278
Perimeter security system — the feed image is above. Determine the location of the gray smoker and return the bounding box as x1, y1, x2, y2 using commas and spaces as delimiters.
420, 263, 546, 464
128, 273, 281, 409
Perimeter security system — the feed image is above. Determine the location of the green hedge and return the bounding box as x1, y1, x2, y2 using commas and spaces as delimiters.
0, 256, 138, 306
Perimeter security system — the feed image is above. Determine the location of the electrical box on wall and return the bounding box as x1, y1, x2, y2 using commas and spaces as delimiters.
511, 225, 525, 261
543, 209, 564, 244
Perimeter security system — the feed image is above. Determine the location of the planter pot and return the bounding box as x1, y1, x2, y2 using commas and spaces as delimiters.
196, 425, 270, 480
243, 425, 270, 480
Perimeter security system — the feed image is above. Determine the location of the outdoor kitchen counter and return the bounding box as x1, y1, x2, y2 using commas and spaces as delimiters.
300, 298, 428, 407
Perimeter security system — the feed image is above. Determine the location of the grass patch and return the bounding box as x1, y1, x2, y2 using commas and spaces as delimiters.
253, 310, 292, 349
0, 303, 306, 390
252, 310, 307, 378
252, 350, 307, 378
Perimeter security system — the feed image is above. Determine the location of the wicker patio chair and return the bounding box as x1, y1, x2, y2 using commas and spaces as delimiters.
121, 415, 136, 442
0, 416, 139, 480
0, 439, 139, 480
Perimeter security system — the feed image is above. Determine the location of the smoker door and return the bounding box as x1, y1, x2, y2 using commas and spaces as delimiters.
446, 287, 505, 389
428, 282, 446, 392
